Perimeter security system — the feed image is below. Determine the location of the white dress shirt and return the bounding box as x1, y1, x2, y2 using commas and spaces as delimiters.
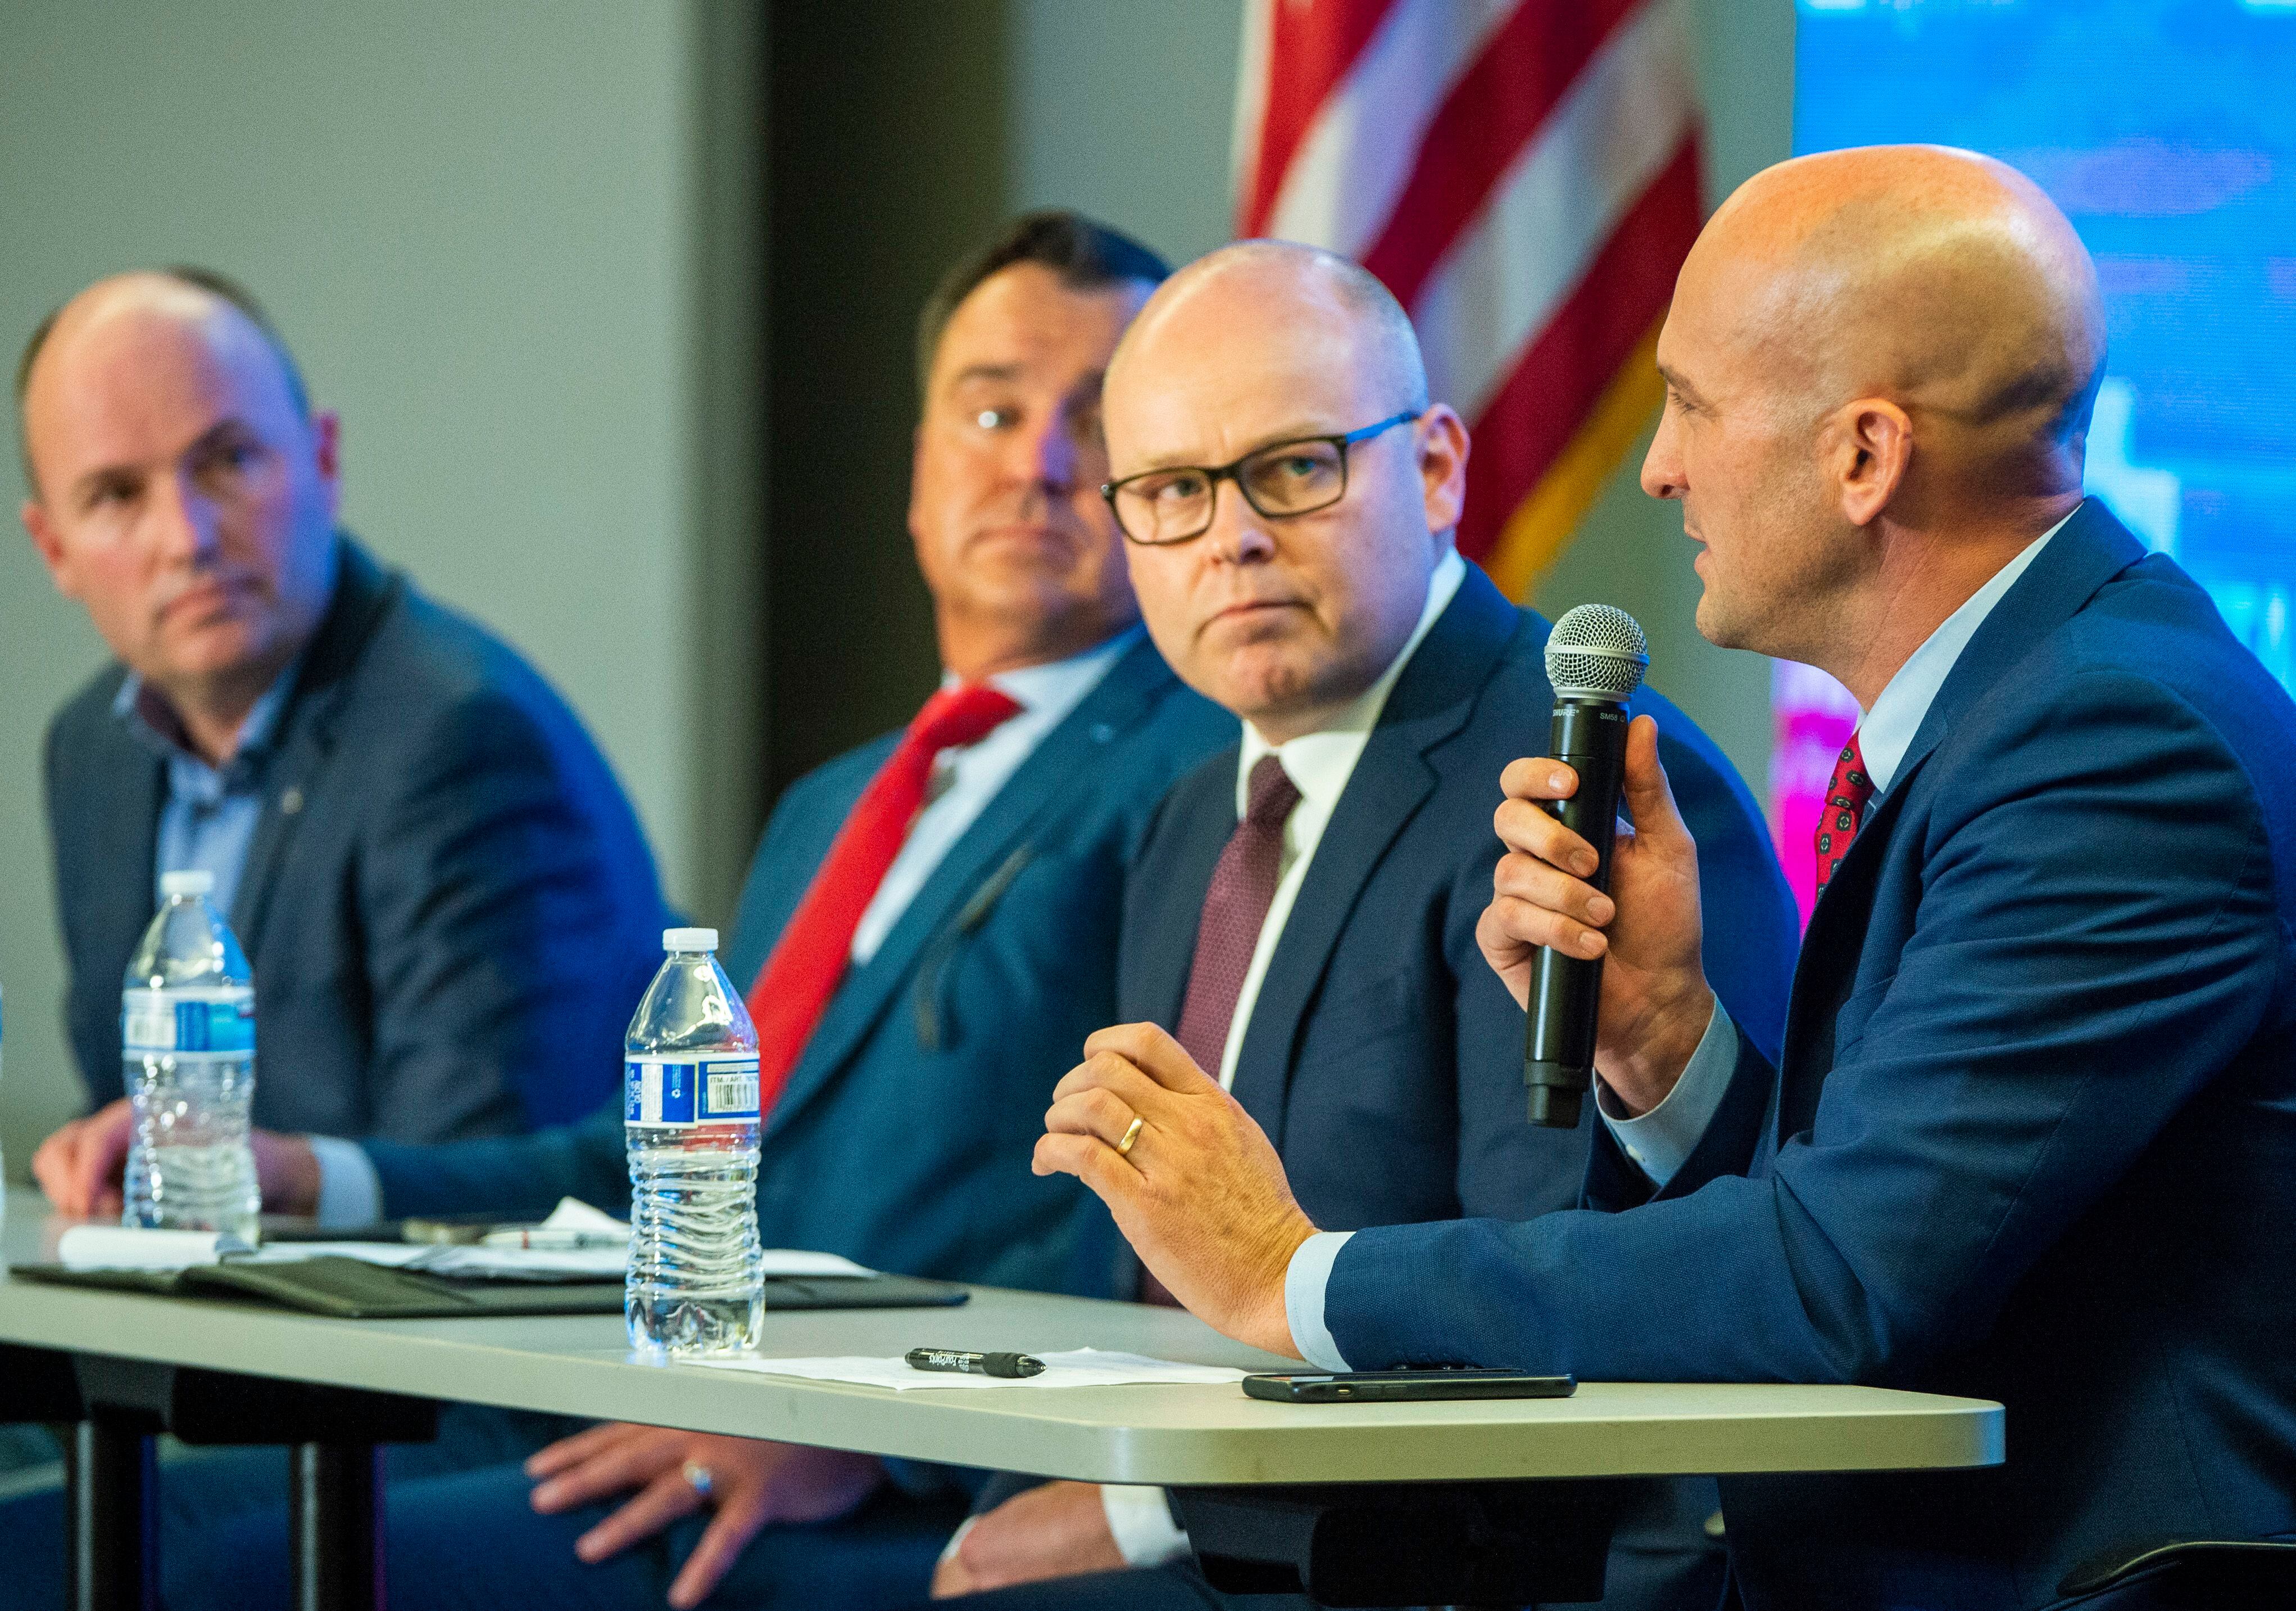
307, 630, 1141, 1229
1099, 548, 1465, 1565
1281, 515, 2071, 1373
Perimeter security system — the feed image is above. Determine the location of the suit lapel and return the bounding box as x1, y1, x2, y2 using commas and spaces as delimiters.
1228, 569, 1525, 1141
232, 541, 401, 947
1769, 501, 2147, 1152
763, 637, 1176, 1138
90, 708, 167, 966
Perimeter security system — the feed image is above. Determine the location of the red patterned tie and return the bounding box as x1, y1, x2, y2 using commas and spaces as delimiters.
746, 682, 1022, 1113
1814, 733, 1876, 895
1174, 756, 1303, 1075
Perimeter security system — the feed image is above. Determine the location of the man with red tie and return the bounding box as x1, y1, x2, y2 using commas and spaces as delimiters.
31, 211, 1232, 1611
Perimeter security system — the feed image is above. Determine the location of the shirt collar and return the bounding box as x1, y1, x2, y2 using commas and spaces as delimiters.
1236, 545, 1467, 816
1857, 512, 2071, 795
938, 624, 1141, 723
114, 652, 305, 780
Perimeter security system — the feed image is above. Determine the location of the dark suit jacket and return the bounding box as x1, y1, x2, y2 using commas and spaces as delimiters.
45, 537, 668, 1141
1323, 505, 2296, 1609
365, 634, 1236, 1297
1119, 564, 1798, 1237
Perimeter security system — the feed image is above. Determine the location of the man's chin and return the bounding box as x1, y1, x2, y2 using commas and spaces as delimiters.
148, 620, 280, 688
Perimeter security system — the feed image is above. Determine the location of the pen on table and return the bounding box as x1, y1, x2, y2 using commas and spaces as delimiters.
904, 1347, 1045, 1379
478, 1229, 628, 1251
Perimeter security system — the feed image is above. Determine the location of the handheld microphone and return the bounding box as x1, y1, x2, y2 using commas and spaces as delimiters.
1524, 605, 1649, 1128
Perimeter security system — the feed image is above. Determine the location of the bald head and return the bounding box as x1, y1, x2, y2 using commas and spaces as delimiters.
1109, 240, 1427, 429
1686, 144, 2104, 494
17, 270, 308, 497
1645, 144, 2104, 696
1101, 239, 1469, 742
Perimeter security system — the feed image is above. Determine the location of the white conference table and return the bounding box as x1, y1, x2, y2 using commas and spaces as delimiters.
0, 1190, 2004, 1608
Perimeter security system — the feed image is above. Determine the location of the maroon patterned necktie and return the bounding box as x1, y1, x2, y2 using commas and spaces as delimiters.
1814, 733, 1876, 894
1175, 755, 1303, 1074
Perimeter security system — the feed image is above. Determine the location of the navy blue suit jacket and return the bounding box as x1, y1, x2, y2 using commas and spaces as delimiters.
1323, 506, 2296, 1609
1118, 564, 1799, 1237
366, 634, 1234, 1296
45, 537, 668, 1141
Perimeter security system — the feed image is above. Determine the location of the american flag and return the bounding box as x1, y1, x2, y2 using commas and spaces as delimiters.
1233, 0, 1703, 598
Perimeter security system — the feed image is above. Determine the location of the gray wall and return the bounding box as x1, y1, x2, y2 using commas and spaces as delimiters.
0, 1, 761, 1176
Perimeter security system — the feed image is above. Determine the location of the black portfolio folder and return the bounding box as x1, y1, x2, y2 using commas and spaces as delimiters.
11, 1257, 968, 1320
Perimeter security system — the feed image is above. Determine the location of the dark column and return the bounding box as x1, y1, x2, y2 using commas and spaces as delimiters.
63, 1418, 158, 1611
288, 1442, 386, 1611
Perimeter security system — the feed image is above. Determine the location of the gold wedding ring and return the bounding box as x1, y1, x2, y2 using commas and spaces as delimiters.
1115, 1114, 1146, 1158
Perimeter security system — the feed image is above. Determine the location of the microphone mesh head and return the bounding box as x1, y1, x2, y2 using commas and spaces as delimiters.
1545, 605, 1649, 701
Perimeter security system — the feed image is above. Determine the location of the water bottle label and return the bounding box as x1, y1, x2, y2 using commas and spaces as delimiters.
625, 1055, 761, 1126
121, 989, 256, 1055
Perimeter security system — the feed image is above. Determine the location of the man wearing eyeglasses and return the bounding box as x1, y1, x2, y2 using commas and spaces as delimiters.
929, 243, 1800, 1610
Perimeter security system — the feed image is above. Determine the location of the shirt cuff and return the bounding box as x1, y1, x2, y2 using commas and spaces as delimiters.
1100, 1483, 1190, 1568
937, 1515, 977, 1565
1595, 997, 1735, 1190
1284, 1230, 1356, 1372
306, 1135, 383, 1228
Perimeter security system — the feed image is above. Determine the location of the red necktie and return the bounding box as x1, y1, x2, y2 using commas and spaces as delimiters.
1174, 756, 1303, 1075
1814, 733, 1876, 895
746, 682, 1022, 1111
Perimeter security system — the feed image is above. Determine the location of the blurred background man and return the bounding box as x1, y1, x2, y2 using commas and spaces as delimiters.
931, 241, 1798, 1611
21, 270, 668, 1191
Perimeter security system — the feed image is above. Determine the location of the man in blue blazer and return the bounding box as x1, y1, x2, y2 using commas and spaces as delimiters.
21, 267, 665, 1198
931, 243, 1798, 1608
1008, 152, 2296, 1610
112, 213, 1231, 1611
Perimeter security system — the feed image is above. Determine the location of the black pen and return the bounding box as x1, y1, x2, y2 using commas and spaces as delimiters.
904, 1347, 1045, 1379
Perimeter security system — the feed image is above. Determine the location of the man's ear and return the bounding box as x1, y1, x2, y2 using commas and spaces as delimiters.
906, 423, 929, 552
1823, 398, 1913, 529
1417, 404, 1471, 533
310, 409, 343, 519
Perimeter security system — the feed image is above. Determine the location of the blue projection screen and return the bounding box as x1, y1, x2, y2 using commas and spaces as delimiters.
1794, 0, 2296, 691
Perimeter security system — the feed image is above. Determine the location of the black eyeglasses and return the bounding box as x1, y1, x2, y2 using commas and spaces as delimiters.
1100, 410, 1423, 547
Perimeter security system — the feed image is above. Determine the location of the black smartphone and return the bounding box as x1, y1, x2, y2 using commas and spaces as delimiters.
1242, 1369, 1577, 1404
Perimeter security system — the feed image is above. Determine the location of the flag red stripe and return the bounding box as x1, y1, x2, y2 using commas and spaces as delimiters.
1238, 0, 1400, 238
1456, 135, 1701, 562
1361, 0, 1643, 308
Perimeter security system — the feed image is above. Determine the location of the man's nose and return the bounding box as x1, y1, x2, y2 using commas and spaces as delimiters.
1202, 480, 1277, 565
152, 466, 224, 564
1640, 414, 1684, 502
1015, 416, 1080, 493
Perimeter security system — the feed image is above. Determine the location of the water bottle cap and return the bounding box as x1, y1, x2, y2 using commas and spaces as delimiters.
160, 870, 216, 898
663, 927, 718, 953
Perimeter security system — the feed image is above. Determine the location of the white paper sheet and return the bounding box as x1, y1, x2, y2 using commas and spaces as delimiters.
56, 1226, 251, 1270
689, 1347, 1249, 1390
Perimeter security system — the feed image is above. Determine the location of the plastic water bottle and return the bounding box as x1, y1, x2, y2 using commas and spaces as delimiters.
121, 870, 260, 1241
624, 927, 764, 1357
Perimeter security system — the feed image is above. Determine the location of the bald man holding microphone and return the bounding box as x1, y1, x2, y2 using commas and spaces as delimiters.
997, 148, 2296, 1611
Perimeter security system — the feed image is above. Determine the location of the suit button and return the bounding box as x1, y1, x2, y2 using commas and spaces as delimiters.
280, 787, 305, 815
1090, 723, 1115, 744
